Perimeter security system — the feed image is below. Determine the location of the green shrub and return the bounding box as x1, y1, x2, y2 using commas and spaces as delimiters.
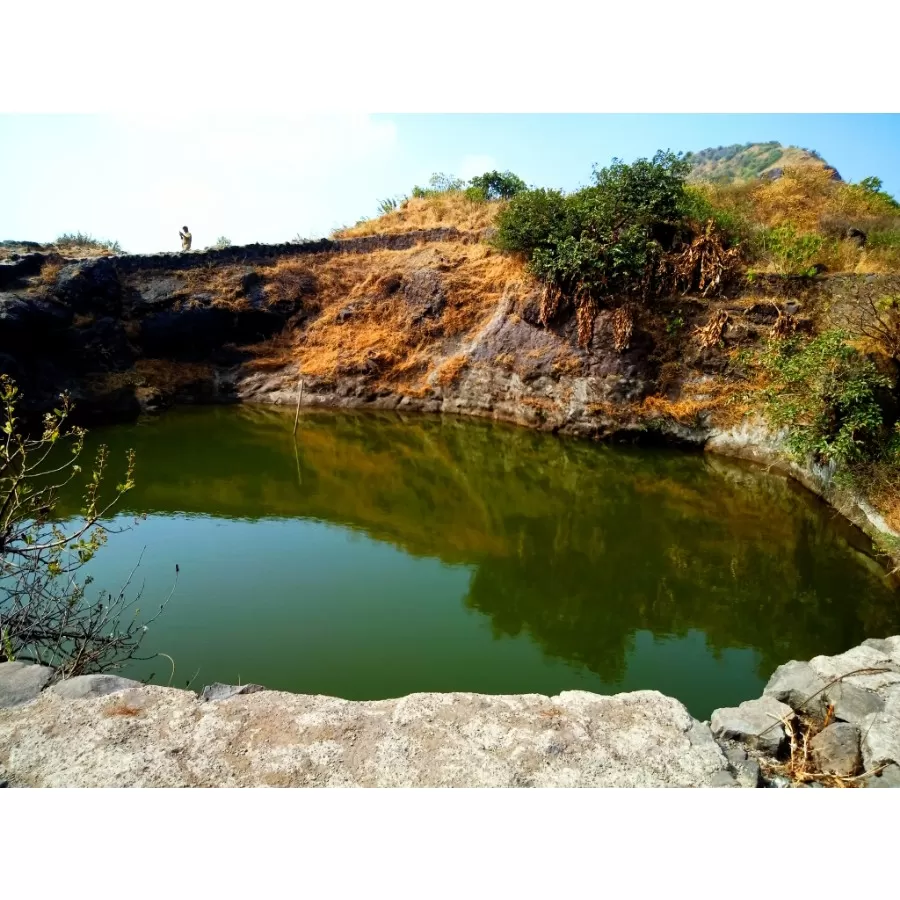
55, 232, 122, 254
759, 330, 894, 465
467, 170, 527, 201
679, 185, 751, 247
755, 224, 824, 275
494, 150, 691, 303
492, 188, 571, 255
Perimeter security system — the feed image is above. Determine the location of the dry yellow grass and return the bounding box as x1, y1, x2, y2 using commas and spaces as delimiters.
39, 260, 63, 286
253, 242, 530, 392
750, 166, 839, 231
638, 370, 766, 430
335, 194, 501, 238
435, 353, 469, 386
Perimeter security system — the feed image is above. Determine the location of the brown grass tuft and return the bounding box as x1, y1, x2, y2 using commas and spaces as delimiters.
39, 261, 63, 287
435, 353, 469, 386
103, 701, 142, 717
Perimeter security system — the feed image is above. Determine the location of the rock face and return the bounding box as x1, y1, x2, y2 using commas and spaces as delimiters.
0, 687, 732, 788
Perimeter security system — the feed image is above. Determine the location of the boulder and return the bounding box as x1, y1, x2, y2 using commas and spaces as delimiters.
763, 660, 828, 717
823, 681, 884, 726
862, 636, 900, 663
809, 723, 861, 776
199, 683, 266, 702
139, 307, 235, 359
50, 674, 142, 700
126, 275, 186, 313
0, 662, 53, 708
0, 292, 73, 353
710, 695, 793, 755
403, 269, 446, 324
0, 687, 735, 787
808, 644, 900, 695
860, 692, 900, 771
54, 258, 122, 315
69, 316, 134, 372
0, 252, 50, 289
864, 763, 900, 788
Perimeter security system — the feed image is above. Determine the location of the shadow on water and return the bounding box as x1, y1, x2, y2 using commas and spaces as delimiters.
57, 404, 900, 719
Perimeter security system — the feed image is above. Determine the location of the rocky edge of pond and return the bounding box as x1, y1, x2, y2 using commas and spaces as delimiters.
4, 240, 900, 560
1, 635, 898, 787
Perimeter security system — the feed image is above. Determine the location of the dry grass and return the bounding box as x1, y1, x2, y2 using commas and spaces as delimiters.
39, 260, 63, 286
693, 167, 900, 274
435, 353, 469, 386
334, 194, 501, 238
751, 166, 839, 231
859, 245, 900, 274
262, 262, 318, 309
551, 353, 583, 377
243, 330, 298, 373
183, 266, 251, 311
638, 370, 763, 430
73, 313, 96, 328
253, 242, 531, 392
103, 701, 142, 717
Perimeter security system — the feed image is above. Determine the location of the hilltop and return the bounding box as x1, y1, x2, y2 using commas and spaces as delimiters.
686, 141, 841, 184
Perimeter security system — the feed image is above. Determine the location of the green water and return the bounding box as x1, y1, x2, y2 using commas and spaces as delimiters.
58, 405, 900, 720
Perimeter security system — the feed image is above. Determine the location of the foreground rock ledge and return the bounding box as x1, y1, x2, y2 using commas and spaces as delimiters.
0, 683, 731, 788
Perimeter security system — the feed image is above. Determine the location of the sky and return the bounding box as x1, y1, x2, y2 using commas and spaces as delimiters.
2, 114, 899, 254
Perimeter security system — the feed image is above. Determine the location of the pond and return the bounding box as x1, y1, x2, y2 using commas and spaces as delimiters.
57, 405, 900, 720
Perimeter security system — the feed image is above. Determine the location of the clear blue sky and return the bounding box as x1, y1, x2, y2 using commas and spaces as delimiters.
2, 114, 898, 254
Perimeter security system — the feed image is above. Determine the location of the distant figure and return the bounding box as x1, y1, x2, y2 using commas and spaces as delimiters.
179, 226, 192, 251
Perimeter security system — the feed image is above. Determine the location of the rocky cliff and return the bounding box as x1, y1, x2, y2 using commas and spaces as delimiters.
3, 232, 898, 552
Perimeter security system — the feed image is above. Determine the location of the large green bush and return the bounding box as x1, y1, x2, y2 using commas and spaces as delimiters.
759, 330, 895, 465
493, 150, 691, 302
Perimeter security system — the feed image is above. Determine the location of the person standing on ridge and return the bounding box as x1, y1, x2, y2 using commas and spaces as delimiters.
179, 226, 192, 251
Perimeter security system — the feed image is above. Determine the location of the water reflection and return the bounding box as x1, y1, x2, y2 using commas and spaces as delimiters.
59, 405, 900, 719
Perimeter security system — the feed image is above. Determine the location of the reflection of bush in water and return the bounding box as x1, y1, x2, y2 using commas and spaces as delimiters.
65, 406, 900, 680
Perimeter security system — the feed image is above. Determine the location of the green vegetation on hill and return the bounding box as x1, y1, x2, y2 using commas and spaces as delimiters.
686, 142, 833, 184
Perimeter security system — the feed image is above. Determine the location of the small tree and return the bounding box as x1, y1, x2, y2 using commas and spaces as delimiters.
0, 376, 175, 676
466, 170, 527, 201
213, 236, 232, 250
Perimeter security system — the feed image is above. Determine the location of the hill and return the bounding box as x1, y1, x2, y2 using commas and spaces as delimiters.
686, 142, 841, 184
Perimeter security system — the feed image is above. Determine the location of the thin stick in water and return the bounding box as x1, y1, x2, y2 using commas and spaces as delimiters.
292, 377, 304, 435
